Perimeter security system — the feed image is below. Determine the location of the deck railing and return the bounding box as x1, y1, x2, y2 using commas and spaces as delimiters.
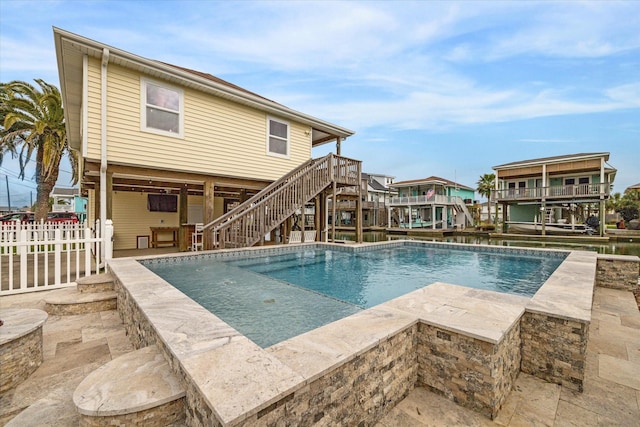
0, 220, 113, 295
493, 183, 610, 201
207, 153, 361, 249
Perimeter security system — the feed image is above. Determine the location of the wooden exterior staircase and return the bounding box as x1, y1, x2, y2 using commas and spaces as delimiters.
204, 153, 361, 249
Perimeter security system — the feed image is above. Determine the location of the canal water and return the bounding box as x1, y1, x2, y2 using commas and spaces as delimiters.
333, 231, 640, 257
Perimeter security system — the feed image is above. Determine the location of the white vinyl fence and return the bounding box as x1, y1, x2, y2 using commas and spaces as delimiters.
0, 219, 113, 295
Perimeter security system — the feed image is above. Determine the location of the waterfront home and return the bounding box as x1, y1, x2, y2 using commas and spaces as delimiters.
331, 173, 397, 228
54, 28, 357, 251
492, 153, 616, 236
388, 176, 475, 229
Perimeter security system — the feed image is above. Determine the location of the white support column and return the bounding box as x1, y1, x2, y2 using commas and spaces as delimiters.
100, 48, 110, 264
104, 219, 114, 263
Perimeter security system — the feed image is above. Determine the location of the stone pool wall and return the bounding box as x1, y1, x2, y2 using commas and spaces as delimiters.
520, 313, 588, 392
250, 326, 418, 426
520, 251, 597, 393
108, 242, 610, 425
596, 254, 640, 307
417, 321, 521, 419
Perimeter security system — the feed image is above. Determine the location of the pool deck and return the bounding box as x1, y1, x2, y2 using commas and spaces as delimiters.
1, 285, 638, 425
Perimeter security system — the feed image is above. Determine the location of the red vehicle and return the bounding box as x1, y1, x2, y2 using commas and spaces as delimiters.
0, 212, 35, 224
46, 212, 80, 223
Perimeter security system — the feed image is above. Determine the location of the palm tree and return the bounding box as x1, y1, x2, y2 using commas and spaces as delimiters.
0, 79, 78, 221
606, 192, 622, 213
477, 173, 496, 224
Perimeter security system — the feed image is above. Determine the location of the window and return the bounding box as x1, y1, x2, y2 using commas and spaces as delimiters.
267, 117, 289, 157
141, 78, 183, 137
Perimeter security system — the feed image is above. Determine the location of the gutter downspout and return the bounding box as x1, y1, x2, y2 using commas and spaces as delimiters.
541, 164, 546, 236
100, 48, 109, 263
600, 157, 605, 237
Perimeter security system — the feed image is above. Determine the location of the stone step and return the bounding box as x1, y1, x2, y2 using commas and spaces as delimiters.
73, 345, 186, 426
76, 272, 115, 293
44, 288, 116, 316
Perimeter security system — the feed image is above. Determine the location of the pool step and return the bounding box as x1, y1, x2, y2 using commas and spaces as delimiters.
76, 272, 115, 293
45, 273, 116, 316
73, 344, 186, 426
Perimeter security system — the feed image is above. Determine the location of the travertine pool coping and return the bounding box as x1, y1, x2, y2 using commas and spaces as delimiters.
107, 240, 597, 425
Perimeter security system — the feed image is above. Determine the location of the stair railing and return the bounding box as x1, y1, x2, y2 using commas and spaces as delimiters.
206, 153, 361, 249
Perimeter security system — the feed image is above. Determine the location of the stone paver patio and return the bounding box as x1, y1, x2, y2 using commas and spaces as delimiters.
0, 286, 638, 426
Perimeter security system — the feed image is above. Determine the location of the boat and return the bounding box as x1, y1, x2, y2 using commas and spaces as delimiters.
505, 221, 595, 235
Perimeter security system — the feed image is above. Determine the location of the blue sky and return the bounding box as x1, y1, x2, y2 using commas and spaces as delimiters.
1, 0, 639, 208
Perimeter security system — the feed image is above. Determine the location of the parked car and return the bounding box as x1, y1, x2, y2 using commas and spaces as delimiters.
46, 212, 80, 223
0, 212, 35, 224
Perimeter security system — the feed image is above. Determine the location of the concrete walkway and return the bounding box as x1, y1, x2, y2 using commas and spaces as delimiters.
0, 287, 638, 426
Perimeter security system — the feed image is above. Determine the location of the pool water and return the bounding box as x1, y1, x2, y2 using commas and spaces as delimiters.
145, 245, 566, 347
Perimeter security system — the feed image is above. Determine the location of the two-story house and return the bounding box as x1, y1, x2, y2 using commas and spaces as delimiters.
492, 153, 616, 236
388, 176, 475, 229
54, 28, 359, 251
330, 173, 397, 228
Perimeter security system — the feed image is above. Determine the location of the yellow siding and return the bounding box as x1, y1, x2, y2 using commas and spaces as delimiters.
110, 193, 209, 250
111, 192, 178, 250
85, 60, 312, 181
86, 57, 102, 160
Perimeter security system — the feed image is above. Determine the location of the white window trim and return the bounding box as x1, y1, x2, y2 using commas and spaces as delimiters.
563, 175, 591, 185
140, 77, 184, 138
266, 116, 290, 159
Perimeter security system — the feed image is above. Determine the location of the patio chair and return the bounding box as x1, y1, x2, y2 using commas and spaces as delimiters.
191, 223, 204, 251
288, 231, 302, 244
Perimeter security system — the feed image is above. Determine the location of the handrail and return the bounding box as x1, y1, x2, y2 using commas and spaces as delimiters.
207, 153, 361, 249
203, 155, 322, 230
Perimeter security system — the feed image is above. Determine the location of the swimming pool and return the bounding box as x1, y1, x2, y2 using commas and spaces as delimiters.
143, 243, 566, 347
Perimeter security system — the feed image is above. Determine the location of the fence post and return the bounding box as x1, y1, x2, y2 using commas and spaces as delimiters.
54, 229, 61, 286
104, 219, 114, 263
19, 229, 28, 291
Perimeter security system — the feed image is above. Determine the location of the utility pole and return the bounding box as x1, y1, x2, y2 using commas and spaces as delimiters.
5, 175, 10, 211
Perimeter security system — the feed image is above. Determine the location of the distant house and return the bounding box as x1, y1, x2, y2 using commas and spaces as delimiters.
492, 152, 616, 236
626, 183, 640, 192
51, 186, 88, 223
329, 172, 396, 228
54, 28, 356, 250
478, 202, 503, 223
388, 176, 475, 229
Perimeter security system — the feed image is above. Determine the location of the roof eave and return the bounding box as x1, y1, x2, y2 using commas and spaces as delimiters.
493, 152, 611, 170
53, 27, 355, 150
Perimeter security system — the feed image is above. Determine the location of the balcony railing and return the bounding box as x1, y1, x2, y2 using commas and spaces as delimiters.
493, 183, 610, 201
389, 194, 452, 206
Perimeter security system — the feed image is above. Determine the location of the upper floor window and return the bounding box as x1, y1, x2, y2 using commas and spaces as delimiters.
267, 117, 289, 158
141, 78, 183, 138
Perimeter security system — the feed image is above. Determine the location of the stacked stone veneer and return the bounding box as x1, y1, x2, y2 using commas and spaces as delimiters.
45, 298, 116, 316
0, 308, 48, 395
596, 254, 640, 308
520, 251, 598, 393
249, 326, 418, 426
520, 313, 588, 391
0, 327, 44, 394
78, 399, 185, 427
417, 321, 521, 419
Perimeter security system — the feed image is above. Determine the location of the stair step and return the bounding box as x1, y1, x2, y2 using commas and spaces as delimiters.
73, 345, 186, 426
76, 272, 115, 293
44, 288, 116, 316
